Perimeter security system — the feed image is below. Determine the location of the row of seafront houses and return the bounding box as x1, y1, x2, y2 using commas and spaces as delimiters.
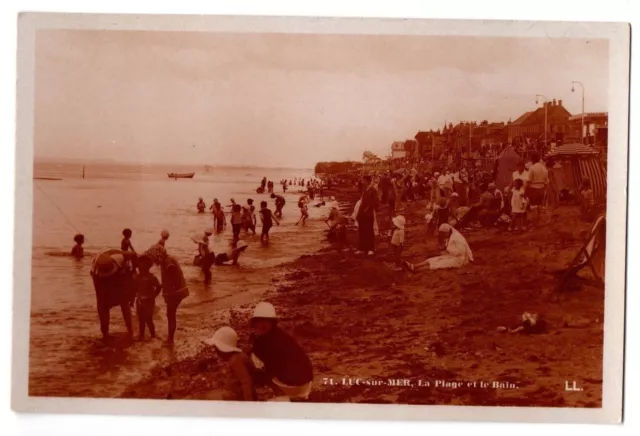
389, 98, 608, 163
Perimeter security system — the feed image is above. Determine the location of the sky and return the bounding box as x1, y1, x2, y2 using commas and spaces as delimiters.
34, 30, 609, 168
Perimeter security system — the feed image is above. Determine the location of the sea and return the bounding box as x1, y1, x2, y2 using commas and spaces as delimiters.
29, 161, 334, 398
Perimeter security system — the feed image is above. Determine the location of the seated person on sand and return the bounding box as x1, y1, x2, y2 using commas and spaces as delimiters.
249, 302, 314, 402
580, 177, 596, 220
204, 326, 256, 401
404, 223, 473, 273
214, 240, 249, 266
456, 183, 498, 229
325, 207, 349, 248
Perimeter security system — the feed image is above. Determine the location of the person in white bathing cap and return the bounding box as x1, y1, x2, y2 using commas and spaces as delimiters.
249, 302, 313, 401
204, 326, 255, 401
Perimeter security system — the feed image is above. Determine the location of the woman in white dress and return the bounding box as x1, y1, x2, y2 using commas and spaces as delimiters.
404, 223, 474, 272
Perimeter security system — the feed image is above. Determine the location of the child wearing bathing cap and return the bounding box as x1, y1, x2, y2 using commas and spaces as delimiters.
158, 230, 170, 246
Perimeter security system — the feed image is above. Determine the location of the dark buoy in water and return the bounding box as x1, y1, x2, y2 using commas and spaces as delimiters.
82, 165, 85, 179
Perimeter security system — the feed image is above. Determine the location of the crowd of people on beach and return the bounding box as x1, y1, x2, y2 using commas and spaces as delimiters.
339, 148, 598, 275
65, 153, 600, 401
63, 172, 332, 401
68, 174, 330, 346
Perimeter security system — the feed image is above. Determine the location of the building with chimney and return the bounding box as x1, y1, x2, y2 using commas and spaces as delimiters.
507, 98, 572, 145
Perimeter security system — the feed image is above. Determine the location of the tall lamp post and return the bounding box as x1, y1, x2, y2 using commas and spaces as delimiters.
535, 94, 548, 147
571, 81, 585, 144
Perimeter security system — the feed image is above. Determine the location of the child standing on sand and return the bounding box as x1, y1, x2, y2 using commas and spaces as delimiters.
134, 255, 161, 340
390, 215, 405, 267
509, 178, 528, 232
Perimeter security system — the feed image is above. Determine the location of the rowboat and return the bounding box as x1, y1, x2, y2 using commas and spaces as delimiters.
168, 172, 195, 179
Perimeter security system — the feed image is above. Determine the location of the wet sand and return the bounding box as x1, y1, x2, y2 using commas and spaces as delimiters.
121, 188, 604, 407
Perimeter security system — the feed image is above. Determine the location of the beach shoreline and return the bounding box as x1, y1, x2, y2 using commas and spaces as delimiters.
119, 185, 604, 407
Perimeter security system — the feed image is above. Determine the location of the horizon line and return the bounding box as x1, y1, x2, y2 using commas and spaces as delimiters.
33, 157, 315, 171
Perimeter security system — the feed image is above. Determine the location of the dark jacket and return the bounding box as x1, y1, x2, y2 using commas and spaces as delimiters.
251, 326, 313, 386
357, 186, 379, 219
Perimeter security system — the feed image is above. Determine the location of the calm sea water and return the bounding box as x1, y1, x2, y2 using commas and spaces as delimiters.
29, 161, 333, 398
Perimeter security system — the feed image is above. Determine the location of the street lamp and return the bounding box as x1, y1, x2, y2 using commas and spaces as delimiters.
571, 81, 585, 144
535, 94, 548, 147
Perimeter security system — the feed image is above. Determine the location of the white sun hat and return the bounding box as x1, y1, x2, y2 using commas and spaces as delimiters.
204, 326, 242, 353
392, 215, 406, 230
252, 302, 277, 319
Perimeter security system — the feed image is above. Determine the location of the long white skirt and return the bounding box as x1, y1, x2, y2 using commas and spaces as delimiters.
428, 254, 466, 270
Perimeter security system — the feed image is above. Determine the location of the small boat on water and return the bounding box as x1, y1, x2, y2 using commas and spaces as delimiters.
168, 172, 195, 179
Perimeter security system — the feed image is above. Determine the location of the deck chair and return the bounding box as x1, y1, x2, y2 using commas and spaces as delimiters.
558, 215, 606, 290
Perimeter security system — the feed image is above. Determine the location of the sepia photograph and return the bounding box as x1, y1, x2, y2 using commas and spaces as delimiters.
12, 13, 629, 423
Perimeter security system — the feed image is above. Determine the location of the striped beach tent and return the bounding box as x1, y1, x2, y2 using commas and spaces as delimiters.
547, 144, 607, 204
574, 157, 607, 202
547, 143, 599, 157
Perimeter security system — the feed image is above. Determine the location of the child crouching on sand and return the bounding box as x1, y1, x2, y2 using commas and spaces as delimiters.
390, 215, 405, 268
204, 326, 256, 401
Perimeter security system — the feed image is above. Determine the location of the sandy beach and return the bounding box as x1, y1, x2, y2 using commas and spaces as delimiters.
121, 186, 603, 407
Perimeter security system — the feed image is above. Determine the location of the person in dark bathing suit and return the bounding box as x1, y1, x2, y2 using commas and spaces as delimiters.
231, 204, 244, 242
197, 197, 206, 213
90, 249, 137, 341
71, 233, 85, 259
121, 228, 136, 254
214, 240, 248, 266
133, 255, 161, 340
271, 193, 286, 218
211, 199, 226, 234
144, 244, 189, 344
259, 201, 280, 245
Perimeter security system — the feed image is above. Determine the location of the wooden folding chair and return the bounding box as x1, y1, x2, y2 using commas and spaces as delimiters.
558, 215, 605, 290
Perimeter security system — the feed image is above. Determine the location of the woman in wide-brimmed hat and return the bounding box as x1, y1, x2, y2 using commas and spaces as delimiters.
144, 243, 189, 344
90, 249, 137, 341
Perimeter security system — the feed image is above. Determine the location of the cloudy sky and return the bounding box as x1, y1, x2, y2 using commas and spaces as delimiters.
34, 30, 609, 168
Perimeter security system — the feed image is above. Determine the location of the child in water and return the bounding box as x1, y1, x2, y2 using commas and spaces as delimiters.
296, 197, 309, 226
231, 204, 244, 242
121, 228, 136, 253
214, 240, 249, 266
158, 229, 170, 247
134, 255, 162, 340
197, 197, 206, 213
243, 199, 257, 236
71, 234, 85, 259
259, 200, 280, 245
